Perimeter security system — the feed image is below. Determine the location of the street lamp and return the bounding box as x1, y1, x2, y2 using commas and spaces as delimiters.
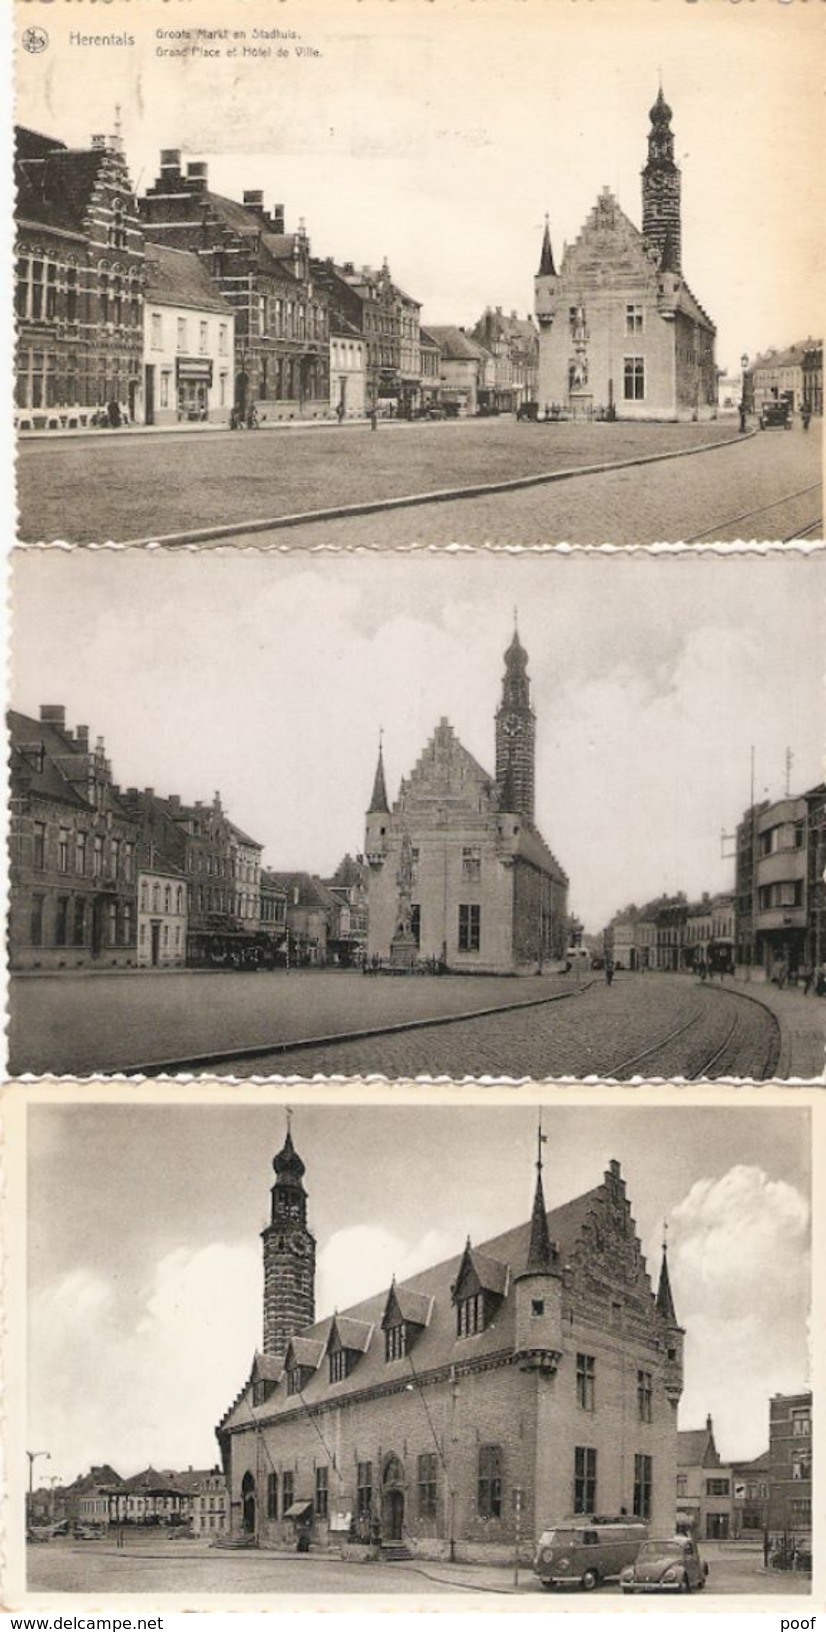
27, 1450, 50, 1521
740, 353, 750, 420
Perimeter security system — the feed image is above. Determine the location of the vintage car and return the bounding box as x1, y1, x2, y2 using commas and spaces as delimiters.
621, 1535, 708, 1593
534, 1518, 648, 1590
759, 399, 792, 429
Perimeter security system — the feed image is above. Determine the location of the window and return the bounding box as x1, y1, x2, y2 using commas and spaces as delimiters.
177, 317, 187, 352
791, 1409, 811, 1438
266, 1473, 278, 1520
66, 266, 79, 324
329, 1348, 351, 1383
462, 845, 481, 880
110, 837, 120, 879
151, 313, 163, 351
624, 356, 645, 401
286, 1367, 304, 1397
160, 372, 170, 408
626, 303, 644, 334
73, 898, 86, 946
792, 1451, 811, 1481
385, 1323, 407, 1361
46, 264, 58, 320
315, 1465, 329, 1518
478, 1445, 502, 1519
164, 884, 172, 912
99, 270, 109, 324
75, 831, 87, 876
357, 1462, 373, 1521
55, 896, 69, 947
93, 836, 103, 880
219, 323, 228, 355
418, 1452, 438, 1517
31, 895, 44, 946
108, 902, 118, 946
57, 829, 70, 873
33, 821, 46, 870
123, 843, 134, 883
706, 1478, 730, 1496
574, 1446, 597, 1514
458, 903, 481, 952
634, 1454, 653, 1519
283, 1471, 294, 1512
457, 1290, 485, 1337
676, 1473, 687, 1496
31, 259, 44, 320
199, 320, 209, 355
576, 1354, 595, 1411
637, 1370, 653, 1422
531, 1297, 545, 1317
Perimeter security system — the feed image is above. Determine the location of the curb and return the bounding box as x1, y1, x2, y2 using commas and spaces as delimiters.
121, 430, 754, 546
110, 981, 598, 1076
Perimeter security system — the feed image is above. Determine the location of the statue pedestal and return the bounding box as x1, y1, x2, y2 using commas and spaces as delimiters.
389, 932, 418, 972
568, 390, 593, 422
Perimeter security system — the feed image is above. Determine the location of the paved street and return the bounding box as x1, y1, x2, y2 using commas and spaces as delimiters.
10, 967, 785, 1078
225, 420, 822, 547
19, 416, 750, 544
25, 1537, 800, 1597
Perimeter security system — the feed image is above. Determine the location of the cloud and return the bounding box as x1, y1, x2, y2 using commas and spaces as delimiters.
30, 1244, 261, 1481
318, 1224, 455, 1317
664, 1166, 810, 1458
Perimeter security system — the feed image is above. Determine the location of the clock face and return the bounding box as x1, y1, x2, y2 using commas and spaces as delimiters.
288, 1235, 309, 1257
503, 716, 524, 737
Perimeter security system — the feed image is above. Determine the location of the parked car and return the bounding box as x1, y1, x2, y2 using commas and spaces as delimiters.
621, 1535, 708, 1593
759, 400, 792, 429
534, 1518, 648, 1590
74, 1522, 107, 1541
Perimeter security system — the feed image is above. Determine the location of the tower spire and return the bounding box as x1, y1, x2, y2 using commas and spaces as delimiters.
656, 1220, 677, 1323
642, 84, 682, 274
495, 624, 536, 821
368, 732, 390, 814
525, 1117, 553, 1272
261, 1118, 316, 1359
538, 214, 556, 278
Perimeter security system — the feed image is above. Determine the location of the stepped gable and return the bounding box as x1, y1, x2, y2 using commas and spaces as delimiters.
396, 718, 498, 816
220, 1162, 668, 1432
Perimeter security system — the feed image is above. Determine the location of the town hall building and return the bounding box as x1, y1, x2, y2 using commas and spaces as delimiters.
217, 1123, 684, 1561
363, 629, 569, 973
535, 90, 717, 420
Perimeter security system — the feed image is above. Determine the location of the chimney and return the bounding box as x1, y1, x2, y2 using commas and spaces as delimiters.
90, 134, 107, 152
272, 204, 285, 233
145, 787, 155, 798
40, 704, 66, 727
186, 160, 208, 193
159, 148, 181, 184
243, 189, 265, 214
75, 724, 89, 751
706, 1414, 713, 1433
168, 794, 181, 811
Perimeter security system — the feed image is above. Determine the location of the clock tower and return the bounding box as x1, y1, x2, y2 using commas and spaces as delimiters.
495, 625, 536, 820
642, 86, 682, 274
261, 1120, 316, 1360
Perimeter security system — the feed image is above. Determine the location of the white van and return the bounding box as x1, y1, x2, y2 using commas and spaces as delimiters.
563, 947, 591, 973
534, 1517, 648, 1591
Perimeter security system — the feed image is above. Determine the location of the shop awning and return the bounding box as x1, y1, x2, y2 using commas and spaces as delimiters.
284, 1500, 314, 1520
176, 358, 214, 383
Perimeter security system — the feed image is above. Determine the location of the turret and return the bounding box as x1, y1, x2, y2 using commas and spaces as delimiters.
534, 214, 559, 330
513, 1125, 564, 1373
261, 1119, 316, 1360
656, 1226, 684, 1406
365, 736, 390, 866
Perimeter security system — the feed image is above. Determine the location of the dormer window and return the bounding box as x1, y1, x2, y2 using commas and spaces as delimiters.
452, 1242, 508, 1340
329, 1348, 352, 1384
287, 1367, 307, 1396
381, 1281, 431, 1363
385, 1323, 407, 1361
327, 1315, 372, 1384
457, 1290, 486, 1337
253, 1379, 275, 1406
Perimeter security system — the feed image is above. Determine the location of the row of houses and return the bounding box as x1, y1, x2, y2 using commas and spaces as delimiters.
607, 783, 826, 982
30, 1463, 228, 1538
677, 1395, 811, 1551
8, 704, 367, 972
744, 338, 823, 417
14, 125, 539, 430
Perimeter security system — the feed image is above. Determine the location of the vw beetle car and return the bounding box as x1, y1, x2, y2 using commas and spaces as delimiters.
621, 1535, 708, 1593
534, 1518, 648, 1590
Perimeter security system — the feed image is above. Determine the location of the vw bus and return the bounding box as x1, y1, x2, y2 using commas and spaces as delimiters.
534, 1516, 649, 1591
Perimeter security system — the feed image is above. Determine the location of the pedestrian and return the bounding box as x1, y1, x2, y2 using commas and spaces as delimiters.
336, 400, 345, 425
369, 407, 378, 432
107, 397, 121, 429
605, 960, 614, 986
739, 401, 747, 433
801, 405, 811, 432
246, 402, 259, 430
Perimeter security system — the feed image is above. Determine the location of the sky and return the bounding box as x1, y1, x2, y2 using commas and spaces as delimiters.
13, 0, 825, 374
25, 1097, 811, 1482
10, 548, 825, 931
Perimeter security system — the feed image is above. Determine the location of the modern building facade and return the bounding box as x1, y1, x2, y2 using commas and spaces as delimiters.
364, 630, 569, 973
768, 1392, 812, 1549
218, 1128, 684, 1560
535, 92, 716, 420
14, 125, 145, 427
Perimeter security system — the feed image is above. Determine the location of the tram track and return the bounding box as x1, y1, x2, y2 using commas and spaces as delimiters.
682, 481, 821, 544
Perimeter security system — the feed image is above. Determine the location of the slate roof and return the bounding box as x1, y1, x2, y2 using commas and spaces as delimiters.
143, 243, 234, 315
677, 1428, 718, 1468
426, 325, 491, 362
270, 872, 338, 912
8, 709, 135, 823
226, 818, 263, 851
221, 1183, 604, 1431
16, 135, 109, 238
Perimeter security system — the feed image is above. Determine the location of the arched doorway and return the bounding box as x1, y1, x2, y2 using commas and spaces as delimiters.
382, 1454, 405, 1542
241, 1471, 256, 1535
